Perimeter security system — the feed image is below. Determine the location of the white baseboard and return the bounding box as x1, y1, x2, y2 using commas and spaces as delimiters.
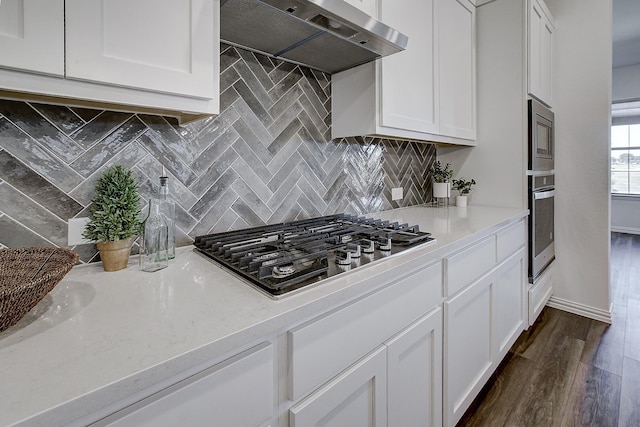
546, 296, 613, 324
611, 226, 640, 235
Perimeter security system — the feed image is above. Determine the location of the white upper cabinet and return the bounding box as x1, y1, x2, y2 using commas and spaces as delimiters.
528, 0, 554, 106
0, 0, 219, 122
332, 0, 476, 145
439, 0, 476, 140
65, 0, 215, 99
343, 0, 377, 16
0, 0, 64, 76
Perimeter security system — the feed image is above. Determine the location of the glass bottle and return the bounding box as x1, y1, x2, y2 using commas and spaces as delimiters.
158, 176, 176, 259
141, 199, 168, 272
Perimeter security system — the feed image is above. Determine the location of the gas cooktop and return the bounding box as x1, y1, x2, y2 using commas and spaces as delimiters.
194, 213, 435, 298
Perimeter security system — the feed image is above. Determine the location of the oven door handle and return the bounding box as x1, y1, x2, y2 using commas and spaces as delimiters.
534, 189, 555, 200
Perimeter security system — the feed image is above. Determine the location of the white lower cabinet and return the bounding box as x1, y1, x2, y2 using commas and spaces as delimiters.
91, 342, 274, 427
387, 308, 443, 427
444, 272, 494, 426
443, 219, 527, 426
289, 346, 387, 427
494, 249, 527, 360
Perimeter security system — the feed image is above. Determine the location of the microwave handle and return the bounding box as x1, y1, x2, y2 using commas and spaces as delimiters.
534, 189, 556, 200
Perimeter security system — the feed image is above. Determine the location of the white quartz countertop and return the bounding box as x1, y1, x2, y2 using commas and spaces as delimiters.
0, 205, 527, 427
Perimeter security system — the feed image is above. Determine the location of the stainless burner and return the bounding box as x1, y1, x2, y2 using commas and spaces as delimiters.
194, 213, 436, 298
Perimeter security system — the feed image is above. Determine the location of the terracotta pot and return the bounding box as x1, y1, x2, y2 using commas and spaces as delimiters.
96, 237, 134, 272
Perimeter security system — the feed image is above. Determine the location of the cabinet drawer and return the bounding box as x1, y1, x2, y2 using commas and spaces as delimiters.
288, 261, 442, 401
529, 261, 553, 325
445, 236, 496, 297
92, 342, 274, 427
496, 220, 526, 262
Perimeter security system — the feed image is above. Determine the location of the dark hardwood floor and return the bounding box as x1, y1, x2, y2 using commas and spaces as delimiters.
457, 232, 640, 426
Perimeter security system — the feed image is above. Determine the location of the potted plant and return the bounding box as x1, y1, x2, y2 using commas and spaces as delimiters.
452, 178, 476, 207
429, 161, 454, 199
83, 165, 141, 272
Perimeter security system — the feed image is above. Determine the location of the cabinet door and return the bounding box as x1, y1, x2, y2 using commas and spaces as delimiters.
493, 249, 526, 361
290, 346, 387, 427
379, 0, 439, 134
343, 0, 377, 17
65, 0, 217, 99
387, 308, 443, 427
438, 0, 476, 139
444, 273, 494, 427
0, 0, 64, 76
92, 342, 274, 427
528, 0, 554, 105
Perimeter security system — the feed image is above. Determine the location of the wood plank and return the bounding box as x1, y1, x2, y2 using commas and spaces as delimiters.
505, 334, 584, 426
581, 318, 625, 376
560, 362, 621, 426
623, 298, 640, 361
619, 357, 640, 426
512, 307, 561, 361
457, 352, 535, 426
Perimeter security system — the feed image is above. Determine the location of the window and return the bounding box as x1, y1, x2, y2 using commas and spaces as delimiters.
611, 124, 640, 195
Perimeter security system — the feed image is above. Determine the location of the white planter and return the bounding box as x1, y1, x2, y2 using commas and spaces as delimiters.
456, 195, 468, 207
433, 182, 451, 198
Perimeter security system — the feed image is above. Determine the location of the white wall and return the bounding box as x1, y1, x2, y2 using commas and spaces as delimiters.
544, 0, 612, 317
439, 0, 527, 211
613, 63, 640, 102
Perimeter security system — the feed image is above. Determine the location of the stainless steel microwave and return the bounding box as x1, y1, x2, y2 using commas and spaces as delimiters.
528, 99, 554, 172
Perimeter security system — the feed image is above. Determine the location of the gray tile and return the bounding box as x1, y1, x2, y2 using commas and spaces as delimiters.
296, 192, 323, 218
71, 116, 147, 177
230, 157, 272, 204
220, 65, 241, 94
299, 74, 328, 118
267, 149, 302, 192
236, 49, 275, 94
266, 133, 302, 178
231, 175, 272, 222
189, 167, 239, 219
137, 132, 198, 187
30, 103, 85, 135
269, 66, 304, 100
299, 93, 328, 135
0, 183, 68, 246
233, 57, 273, 107
0, 118, 84, 193
0, 151, 84, 220
267, 185, 302, 223
189, 147, 239, 198
232, 98, 273, 148
136, 156, 198, 210
0, 99, 84, 162
139, 114, 202, 164
220, 45, 241, 73
268, 61, 298, 86
267, 117, 301, 155
220, 85, 240, 111
0, 215, 54, 248
233, 79, 272, 128
70, 107, 101, 122
191, 127, 239, 175
296, 175, 328, 213
72, 111, 133, 149
231, 120, 272, 168
268, 84, 303, 127
231, 198, 264, 227
69, 242, 99, 263
190, 187, 239, 236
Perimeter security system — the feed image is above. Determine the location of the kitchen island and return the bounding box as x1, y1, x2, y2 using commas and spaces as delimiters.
0, 205, 527, 427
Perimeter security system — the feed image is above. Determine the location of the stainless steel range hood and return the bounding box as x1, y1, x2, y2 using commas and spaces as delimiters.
220, 0, 409, 74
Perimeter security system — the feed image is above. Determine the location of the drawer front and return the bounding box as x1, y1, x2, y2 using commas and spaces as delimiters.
288, 261, 442, 401
445, 236, 496, 297
529, 262, 554, 325
496, 220, 526, 262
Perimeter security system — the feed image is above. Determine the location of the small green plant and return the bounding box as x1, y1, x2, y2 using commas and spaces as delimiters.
452, 178, 477, 195
429, 161, 454, 183
83, 165, 141, 242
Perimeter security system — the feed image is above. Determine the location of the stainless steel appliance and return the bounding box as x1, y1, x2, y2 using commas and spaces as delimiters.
529, 173, 555, 280
194, 213, 435, 298
529, 98, 555, 172
220, 0, 409, 74
528, 99, 555, 281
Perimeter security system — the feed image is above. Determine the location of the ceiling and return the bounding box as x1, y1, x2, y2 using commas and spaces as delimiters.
613, 0, 640, 68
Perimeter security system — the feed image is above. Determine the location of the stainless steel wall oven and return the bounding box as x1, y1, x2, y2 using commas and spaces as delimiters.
528, 99, 555, 281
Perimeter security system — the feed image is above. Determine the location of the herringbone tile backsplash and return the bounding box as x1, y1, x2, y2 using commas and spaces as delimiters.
0, 44, 436, 263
